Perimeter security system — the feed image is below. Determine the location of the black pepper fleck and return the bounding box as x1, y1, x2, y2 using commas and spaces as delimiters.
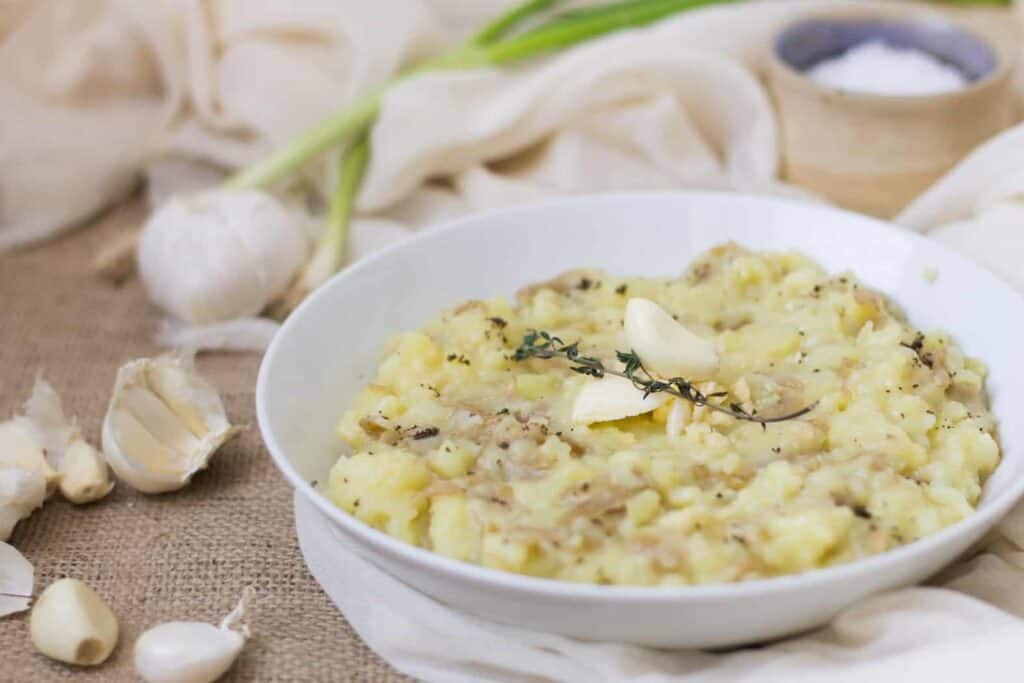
411, 426, 440, 440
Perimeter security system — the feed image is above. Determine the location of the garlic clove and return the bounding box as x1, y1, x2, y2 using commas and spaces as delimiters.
30, 578, 119, 666
623, 298, 719, 379
20, 377, 113, 504
58, 441, 114, 504
134, 622, 244, 683
134, 587, 253, 683
665, 399, 692, 438
146, 361, 231, 438
102, 354, 241, 494
0, 541, 33, 617
0, 467, 46, 542
572, 375, 668, 425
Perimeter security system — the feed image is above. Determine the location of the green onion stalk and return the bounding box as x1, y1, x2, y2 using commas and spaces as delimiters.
240, 0, 738, 316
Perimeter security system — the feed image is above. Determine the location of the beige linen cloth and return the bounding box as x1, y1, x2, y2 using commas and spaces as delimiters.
5, 0, 1024, 680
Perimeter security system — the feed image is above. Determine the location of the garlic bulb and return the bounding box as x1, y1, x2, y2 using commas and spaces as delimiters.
21, 377, 113, 504
0, 541, 33, 617
102, 354, 241, 493
0, 420, 54, 541
138, 189, 309, 325
30, 578, 119, 666
623, 298, 718, 379
135, 587, 253, 683
572, 375, 667, 425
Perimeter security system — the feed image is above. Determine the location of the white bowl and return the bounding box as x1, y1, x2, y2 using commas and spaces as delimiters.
257, 192, 1024, 648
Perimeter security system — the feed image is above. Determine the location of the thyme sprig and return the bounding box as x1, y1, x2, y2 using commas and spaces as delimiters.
513, 330, 816, 427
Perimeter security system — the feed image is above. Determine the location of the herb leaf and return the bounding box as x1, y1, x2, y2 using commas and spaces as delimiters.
514, 330, 816, 427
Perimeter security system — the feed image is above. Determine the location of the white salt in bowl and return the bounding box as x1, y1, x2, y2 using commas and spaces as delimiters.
257, 192, 1024, 648
767, 7, 1015, 218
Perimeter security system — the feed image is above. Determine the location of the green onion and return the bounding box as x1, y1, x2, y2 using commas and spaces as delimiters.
246, 0, 740, 316
267, 136, 369, 319
226, 0, 736, 191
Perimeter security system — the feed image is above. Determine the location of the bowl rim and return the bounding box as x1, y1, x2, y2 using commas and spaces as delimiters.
257, 190, 1024, 602
766, 6, 1015, 107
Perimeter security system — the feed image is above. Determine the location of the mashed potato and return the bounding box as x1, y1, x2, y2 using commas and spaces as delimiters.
326, 244, 999, 586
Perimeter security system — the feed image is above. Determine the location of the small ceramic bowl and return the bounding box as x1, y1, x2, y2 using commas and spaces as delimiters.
258, 192, 1024, 648
767, 8, 1014, 218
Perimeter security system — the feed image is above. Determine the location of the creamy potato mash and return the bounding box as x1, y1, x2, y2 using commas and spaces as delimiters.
326, 244, 999, 586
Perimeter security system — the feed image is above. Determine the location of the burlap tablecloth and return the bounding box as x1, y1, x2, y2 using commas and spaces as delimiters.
0, 197, 410, 681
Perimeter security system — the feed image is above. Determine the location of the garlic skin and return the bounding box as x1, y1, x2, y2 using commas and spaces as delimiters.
0, 541, 34, 617
21, 377, 113, 504
102, 354, 241, 493
572, 375, 668, 425
138, 189, 309, 325
623, 298, 719, 379
0, 419, 59, 495
0, 467, 46, 542
0, 420, 53, 541
135, 587, 253, 683
30, 578, 119, 666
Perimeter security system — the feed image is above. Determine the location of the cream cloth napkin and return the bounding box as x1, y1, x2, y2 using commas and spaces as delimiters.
6, 1, 1024, 680
295, 492, 1024, 682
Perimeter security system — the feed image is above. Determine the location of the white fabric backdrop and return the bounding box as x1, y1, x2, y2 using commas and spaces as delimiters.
5, 1, 1024, 680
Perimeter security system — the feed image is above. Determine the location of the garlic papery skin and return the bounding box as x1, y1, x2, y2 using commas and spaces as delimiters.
0, 467, 46, 542
30, 578, 119, 666
572, 375, 668, 425
0, 541, 33, 617
134, 587, 252, 683
21, 377, 113, 504
138, 189, 309, 325
0, 420, 53, 541
102, 354, 241, 494
0, 419, 59, 497
623, 298, 719, 380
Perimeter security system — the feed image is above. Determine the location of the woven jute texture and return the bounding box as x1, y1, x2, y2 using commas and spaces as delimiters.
0, 197, 410, 682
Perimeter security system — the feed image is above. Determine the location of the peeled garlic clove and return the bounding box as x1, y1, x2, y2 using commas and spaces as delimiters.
30, 578, 118, 666
0, 541, 33, 617
21, 377, 113, 504
665, 399, 692, 438
138, 189, 309, 325
623, 298, 718, 379
135, 587, 252, 683
135, 622, 244, 683
58, 441, 114, 504
102, 354, 241, 494
572, 375, 668, 425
